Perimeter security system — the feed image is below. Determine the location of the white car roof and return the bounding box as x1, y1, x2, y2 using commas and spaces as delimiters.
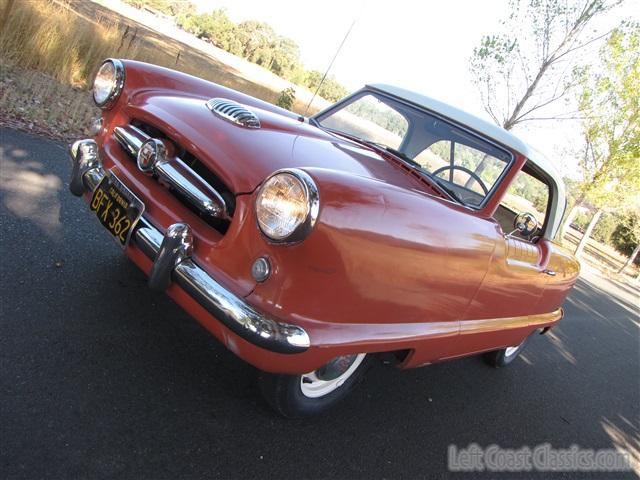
368, 83, 566, 238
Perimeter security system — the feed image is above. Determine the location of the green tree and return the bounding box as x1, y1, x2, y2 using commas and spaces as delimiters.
168, 0, 195, 17
276, 87, 296, 110
470, 0, 621, 130
172, 7, 348, 103
570, 25, 640, 257
270, 36, 302, 79
178, 9, 238, 51
124, 0, 173, 15
235, 21, 275, 63
612, 211, 640, 274
305, 70, 349, 102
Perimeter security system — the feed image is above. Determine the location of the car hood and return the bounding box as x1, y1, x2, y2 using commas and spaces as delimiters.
128, 94, 431, 194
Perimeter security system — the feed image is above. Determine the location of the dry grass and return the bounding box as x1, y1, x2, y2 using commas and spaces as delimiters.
0, 63, 98, 140
0, 0, 319, 141
0, 0, 142, 140
0, 0, 142, 88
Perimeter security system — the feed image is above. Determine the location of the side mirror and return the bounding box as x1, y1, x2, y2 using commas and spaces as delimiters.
513, 212, 539, 237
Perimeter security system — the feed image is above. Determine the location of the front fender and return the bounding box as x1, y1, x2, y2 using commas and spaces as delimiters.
245, 168, 498, 341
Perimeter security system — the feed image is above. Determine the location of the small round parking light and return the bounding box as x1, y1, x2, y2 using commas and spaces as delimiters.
251, 257, 271, 283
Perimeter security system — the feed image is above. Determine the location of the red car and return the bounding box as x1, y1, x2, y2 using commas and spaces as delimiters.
69, 59, 580, 417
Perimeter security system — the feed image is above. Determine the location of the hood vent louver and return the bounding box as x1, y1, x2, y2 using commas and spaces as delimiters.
206, 98, 261, 129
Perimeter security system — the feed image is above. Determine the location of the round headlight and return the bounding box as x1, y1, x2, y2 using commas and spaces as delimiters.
256, 170, 319, 242
93, 59, 124, 109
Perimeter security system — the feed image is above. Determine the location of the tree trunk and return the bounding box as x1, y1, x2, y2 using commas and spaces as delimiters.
575, 208, 602, 258
560, 204, 581, 243
618, 243, 640, 274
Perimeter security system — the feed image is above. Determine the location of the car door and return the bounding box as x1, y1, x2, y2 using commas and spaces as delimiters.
457, 164, 553, 354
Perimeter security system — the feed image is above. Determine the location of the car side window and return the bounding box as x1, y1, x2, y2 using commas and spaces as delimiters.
494, 168, 550, 240
414, 140, 507, 207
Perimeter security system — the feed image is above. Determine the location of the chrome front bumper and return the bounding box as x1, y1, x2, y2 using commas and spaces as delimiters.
69, 139, 310, 354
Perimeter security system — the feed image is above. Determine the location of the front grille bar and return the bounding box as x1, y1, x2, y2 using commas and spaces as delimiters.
113, 125, 229, 220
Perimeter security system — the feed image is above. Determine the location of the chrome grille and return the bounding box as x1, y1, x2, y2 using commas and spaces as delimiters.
113, 124, 232, 226
205, 98, 260, 129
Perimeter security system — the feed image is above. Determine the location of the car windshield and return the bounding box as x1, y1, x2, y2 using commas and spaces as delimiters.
313, 91, 513, 207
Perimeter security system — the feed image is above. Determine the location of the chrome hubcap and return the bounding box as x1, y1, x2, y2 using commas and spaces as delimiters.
504, 345, 519, 357
300, 353, 366, 398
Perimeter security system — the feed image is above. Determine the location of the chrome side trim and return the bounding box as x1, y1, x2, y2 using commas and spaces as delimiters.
113, 125, 229, 219
458, 308, 564, 335
69, 140, 310, 354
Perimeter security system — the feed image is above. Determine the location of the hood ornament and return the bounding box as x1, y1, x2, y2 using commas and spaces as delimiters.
206, 98, 261, 129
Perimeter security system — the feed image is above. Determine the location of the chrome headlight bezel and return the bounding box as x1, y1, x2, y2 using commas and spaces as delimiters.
93, 58, 125, 109
255, 169, 320, 244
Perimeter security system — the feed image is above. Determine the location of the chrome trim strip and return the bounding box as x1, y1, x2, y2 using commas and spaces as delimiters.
156, 158, 228, 218
458, 309, 564, 335
68, 140, 310, 354
113, 125, 229, 219
114, 125, 147, 157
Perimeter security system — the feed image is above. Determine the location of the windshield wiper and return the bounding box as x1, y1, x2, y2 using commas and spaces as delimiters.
368, 143, 464, 203
366, 142, 422, 168
429, 177, 464, 203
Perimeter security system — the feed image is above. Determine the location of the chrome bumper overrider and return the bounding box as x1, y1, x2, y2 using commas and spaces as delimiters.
69, 139, 310, 354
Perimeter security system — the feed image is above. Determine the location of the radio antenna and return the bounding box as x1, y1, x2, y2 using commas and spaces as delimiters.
304, 13, 360, 115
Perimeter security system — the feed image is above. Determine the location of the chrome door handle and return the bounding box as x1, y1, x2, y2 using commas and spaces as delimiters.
543, 269, 556, 276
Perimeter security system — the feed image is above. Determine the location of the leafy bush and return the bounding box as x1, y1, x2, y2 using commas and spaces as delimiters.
611, 212, 640, 260
571, 211, 590, 232
276, 87, 296, 110
570, 211, 617, 244
591, 212, 617, 244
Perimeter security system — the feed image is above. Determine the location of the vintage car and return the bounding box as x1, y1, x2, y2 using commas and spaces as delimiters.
69, 59, 580, 417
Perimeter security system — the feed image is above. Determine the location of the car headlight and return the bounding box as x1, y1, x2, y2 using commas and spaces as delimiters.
256, 169, 320, 243
93, 59, 125, 109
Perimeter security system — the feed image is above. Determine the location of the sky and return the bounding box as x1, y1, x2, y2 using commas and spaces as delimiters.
192, 1, 637, 175
195, 0, 506, 109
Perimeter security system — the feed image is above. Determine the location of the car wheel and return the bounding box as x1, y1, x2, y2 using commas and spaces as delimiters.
259, 353, 371, 418
483, 336, 530, 367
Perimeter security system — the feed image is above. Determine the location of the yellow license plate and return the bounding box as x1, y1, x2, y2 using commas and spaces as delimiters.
90, 171, 144, 247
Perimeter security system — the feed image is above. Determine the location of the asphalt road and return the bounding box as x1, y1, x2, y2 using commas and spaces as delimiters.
1, 127, 639, 480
